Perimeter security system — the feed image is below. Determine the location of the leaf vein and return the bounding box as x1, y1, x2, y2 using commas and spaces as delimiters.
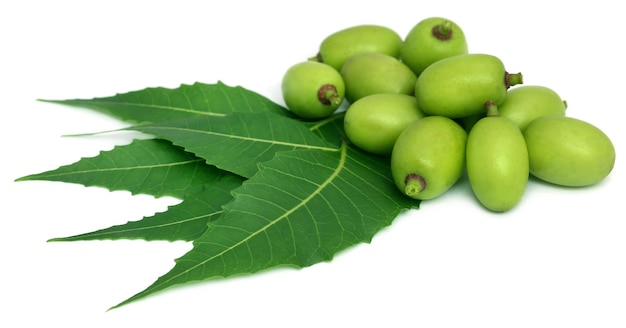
28, 159, 205, 179
160, 141, 348, 286
140, 126, 338, 151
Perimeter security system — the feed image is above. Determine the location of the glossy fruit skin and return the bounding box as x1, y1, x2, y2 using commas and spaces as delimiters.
523, 116, 615, 187
400, 17, 468, 76
391, 116, 467, 200
414, 53, 517, 118
344, 93, 426, 156
498, 85, 567, 130
314, 24, 402, 71
281, 61, 345, 120
466, 116, 529, 212
341, 53, 417, 103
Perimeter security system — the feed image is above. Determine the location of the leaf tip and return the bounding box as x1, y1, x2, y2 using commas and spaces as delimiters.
14, 174, 36, 182
106, 303, 122, 312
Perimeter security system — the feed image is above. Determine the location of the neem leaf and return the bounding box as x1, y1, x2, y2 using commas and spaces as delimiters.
126, 112, 338, 178
304, 112, 346, 146
111, 141, 418, 309
39, 81, 292, 124
48, 173, 245, 242
15, 139, 225, 199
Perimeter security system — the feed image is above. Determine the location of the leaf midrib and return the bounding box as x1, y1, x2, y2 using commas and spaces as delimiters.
41, 99, 227, 117
48, 210, 221, 241
155, 141, 348, 287
16, 159, 205, 180
138, 126, 339, 152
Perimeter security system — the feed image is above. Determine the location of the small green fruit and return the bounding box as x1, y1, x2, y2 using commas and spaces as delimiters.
466, 104, 529, 212
498, 85, 567, 130
281, 61, 345, 120
400, 17, 469, 76
344, 93, 426, 156
391, 116, 467, 200
341, 53, 417, 103
524, 116, 615, 187
414, 53, 523, 118
310, 24, 402, 71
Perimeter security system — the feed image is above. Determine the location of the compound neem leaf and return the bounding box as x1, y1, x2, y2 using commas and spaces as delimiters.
111, 141, 419, 309
39, 81, 292, 124
15, 139, 227, 199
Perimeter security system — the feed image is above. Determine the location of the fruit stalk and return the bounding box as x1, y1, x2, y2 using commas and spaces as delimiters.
484, 100, 499, 117
318, 84, 342, 106
404, 173, 426, 197
432, 20, 454, 40
505, 72, 524, 89
308, 52, 323, 62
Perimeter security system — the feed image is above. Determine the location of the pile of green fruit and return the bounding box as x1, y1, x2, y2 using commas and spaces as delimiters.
281, 17, 616, 212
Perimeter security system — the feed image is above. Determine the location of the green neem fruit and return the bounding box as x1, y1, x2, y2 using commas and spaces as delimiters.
400, 17, 469, 76
310, 24, 402, 71
281, 61, 345, 120
414, 53, 523, 118
524, 116, 615, 187
466, 103, 529, 212
344, 93, 426, 156
498, 85, 567, 130
391, 116, 467, 200
341, 52, 417, 103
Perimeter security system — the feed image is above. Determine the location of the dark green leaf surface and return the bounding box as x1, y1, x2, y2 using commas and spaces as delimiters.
127, 112, 339, 178
27, 82, 422, 311
39, 81, 292, 124
16, 139, 226, 199
304, 112, 347, 146
112, 142, 419, 309
48, 173, 245, 242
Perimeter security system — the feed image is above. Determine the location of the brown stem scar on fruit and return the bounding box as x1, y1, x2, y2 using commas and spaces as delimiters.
318, 84, 341, 105
432, 21, 453, 41
404, 173, 426, 197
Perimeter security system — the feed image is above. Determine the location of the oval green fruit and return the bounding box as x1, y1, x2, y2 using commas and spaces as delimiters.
311, 24, 402, 71
498, 85, 567, 130
523, 116, 615, 187
281, 61, 345, 120
391, 116, 467, 200
341, 52, 417, 103
466, 113, 529, 212
400, 16, 469, 76
344, 93, 426, 156
414, 53, 523, 118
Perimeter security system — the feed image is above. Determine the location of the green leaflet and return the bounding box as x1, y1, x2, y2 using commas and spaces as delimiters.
127, 112, 339, 178
16, 139, 227, 199
305, 111, 347, 146
111, 141, 419, 309
48, 174, 245, 242
23, 82, 422, 311
39, 81, 293, 124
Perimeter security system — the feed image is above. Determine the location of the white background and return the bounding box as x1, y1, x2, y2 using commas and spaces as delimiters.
2, 1, 625, 327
